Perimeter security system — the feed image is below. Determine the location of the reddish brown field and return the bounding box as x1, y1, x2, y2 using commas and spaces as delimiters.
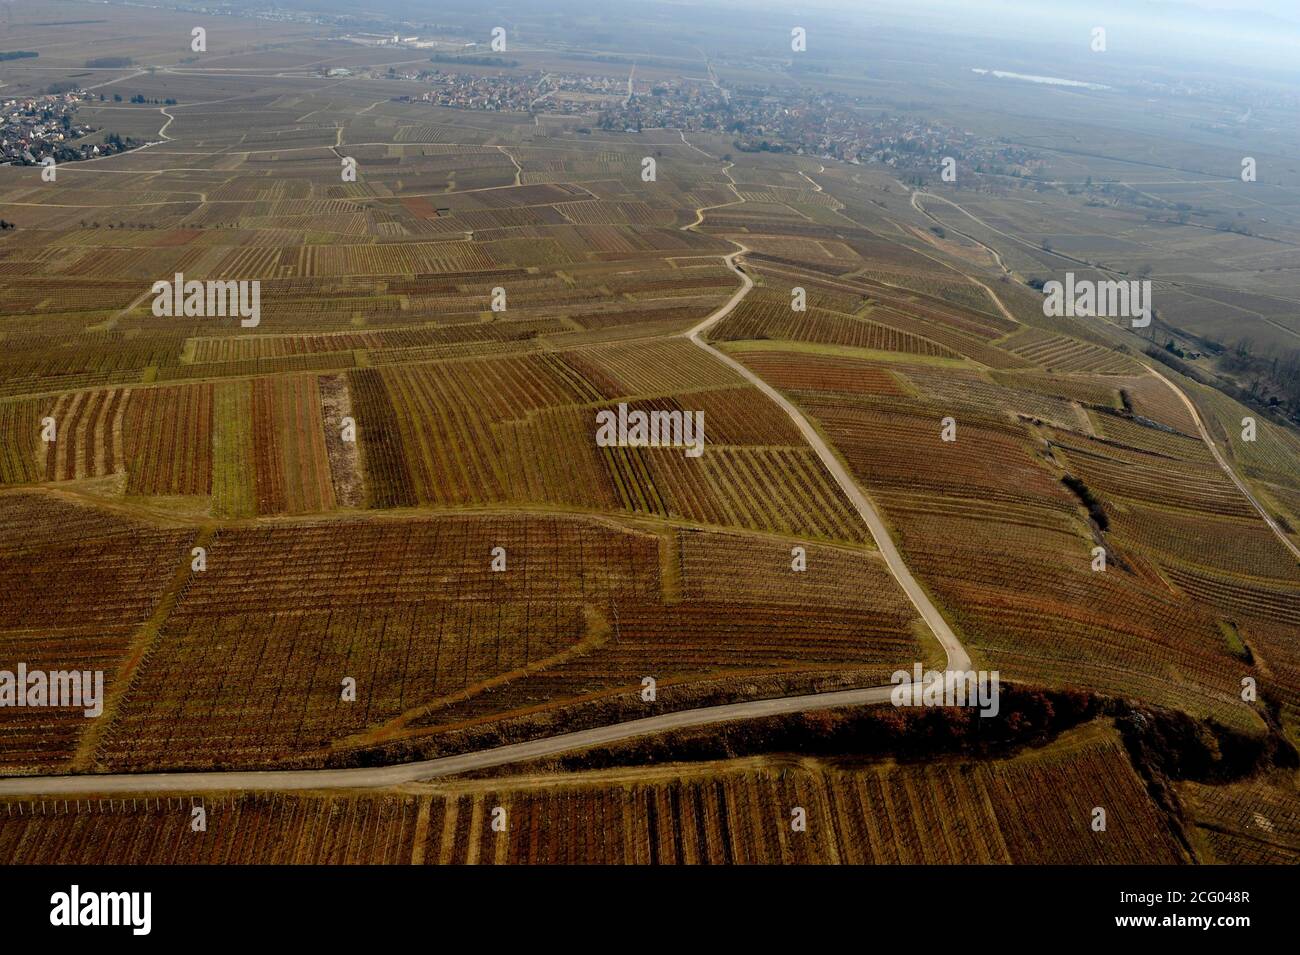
0, 723, 1186, 864
81, 514, 919, 771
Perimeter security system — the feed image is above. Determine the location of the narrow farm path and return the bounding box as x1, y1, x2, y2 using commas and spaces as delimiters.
0, 686, 899, 795
682, 250, 972, 674
70, 525, 215, 771
1144, 365, 1300, 562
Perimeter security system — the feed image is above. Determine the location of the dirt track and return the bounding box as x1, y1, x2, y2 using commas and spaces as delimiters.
0, 686, 901, 796
684, 248, 972, 675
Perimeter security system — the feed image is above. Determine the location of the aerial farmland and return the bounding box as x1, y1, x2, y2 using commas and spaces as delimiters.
0, 0, 1296, 907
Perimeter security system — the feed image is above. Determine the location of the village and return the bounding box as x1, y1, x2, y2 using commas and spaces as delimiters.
0, 89, 139, 166
385, 62, 1038, 178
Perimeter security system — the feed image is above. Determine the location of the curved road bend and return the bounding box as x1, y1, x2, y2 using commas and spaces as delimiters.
684, 250, 972, 674
1145, 365, 1300, 561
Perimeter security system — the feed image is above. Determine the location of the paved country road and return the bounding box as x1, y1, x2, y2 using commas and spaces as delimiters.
0, 686, 899, 796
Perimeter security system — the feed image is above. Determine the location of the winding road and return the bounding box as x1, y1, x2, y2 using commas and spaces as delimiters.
683, 250, 972, 674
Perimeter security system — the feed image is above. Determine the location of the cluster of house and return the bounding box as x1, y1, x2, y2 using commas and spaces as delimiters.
600, 82, 1037, 176
0, 89, 104, 165
384, 67, 630, 114
404, 70, 556, 112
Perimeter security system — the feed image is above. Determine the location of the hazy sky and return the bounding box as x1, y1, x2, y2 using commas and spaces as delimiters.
739, 0, 1300, 74
1179, 0, 1299, 14
793, 0, 1300, 22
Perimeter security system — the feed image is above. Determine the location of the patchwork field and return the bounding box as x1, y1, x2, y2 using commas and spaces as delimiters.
1, 0, 1297, 871
0, 493, 922, 774
716, 272, 1300, 737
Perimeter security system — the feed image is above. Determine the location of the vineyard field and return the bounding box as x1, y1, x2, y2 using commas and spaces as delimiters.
0, 723, 1185, 864
70, 513, 922, 771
